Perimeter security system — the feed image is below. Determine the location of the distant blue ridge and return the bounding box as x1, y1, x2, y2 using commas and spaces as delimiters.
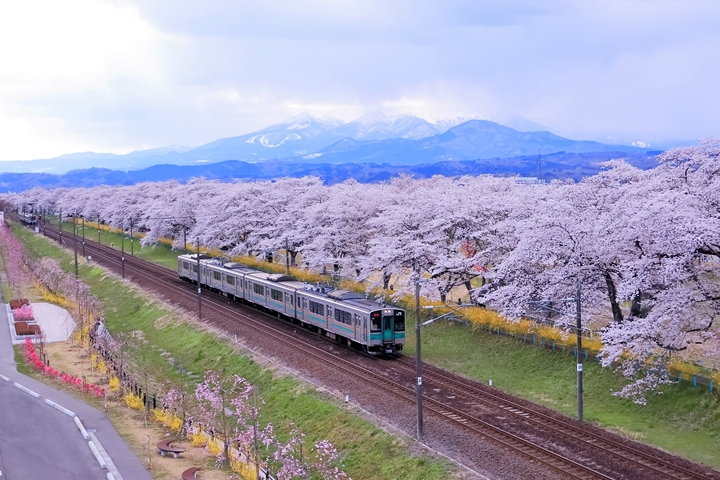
0, 150, 660, 193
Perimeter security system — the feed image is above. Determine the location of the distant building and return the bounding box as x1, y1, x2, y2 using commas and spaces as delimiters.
515, 176, 545, 185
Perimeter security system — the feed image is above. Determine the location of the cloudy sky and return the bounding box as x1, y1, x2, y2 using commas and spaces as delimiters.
1, 0, 719, 160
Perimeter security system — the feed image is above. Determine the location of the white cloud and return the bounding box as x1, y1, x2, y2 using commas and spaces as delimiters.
0, 0, 719, 160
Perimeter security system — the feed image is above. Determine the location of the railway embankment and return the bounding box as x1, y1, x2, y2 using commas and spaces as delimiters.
5, 222, 461, 480
10, 220, 720, 478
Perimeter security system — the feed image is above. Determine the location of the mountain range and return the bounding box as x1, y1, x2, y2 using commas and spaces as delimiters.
0, 112, 649, 175
0, 150, 661, 193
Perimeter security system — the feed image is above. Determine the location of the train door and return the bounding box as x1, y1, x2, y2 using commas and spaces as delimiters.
382, 311, 395, 344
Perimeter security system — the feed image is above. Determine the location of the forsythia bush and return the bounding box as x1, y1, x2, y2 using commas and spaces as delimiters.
152, 409, 183, 432
123, 392, 144, 410
188, 430, 209, 447
229, 448, 258, 479
207, 438, 224, 456
34, 282, 76, 310
109, 376, 120, 391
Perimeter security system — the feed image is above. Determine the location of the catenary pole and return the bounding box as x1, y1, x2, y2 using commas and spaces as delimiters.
576, 276, 583, 422
197, 241, 202, 321
73, 215, 78, 277
415, 277, 423, 439
121, 222, 125, 279
285, 238, 290, 275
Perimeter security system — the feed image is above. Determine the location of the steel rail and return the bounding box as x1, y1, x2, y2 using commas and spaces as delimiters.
36, 224, 680, 479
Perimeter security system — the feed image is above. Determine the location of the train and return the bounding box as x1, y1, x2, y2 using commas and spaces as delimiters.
177, 254, 405, 355
18, 211, 38, 224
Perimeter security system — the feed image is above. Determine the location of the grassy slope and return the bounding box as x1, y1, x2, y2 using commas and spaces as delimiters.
41, 221, 720, 469
404, 319, 720, 468
14, 224, 451, 480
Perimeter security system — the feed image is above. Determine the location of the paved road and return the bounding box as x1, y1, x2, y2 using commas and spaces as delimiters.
0, 289, 153, 480
0, 379, 103, 479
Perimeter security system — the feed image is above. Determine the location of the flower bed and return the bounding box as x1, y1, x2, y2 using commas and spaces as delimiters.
12, 304, 34, 321
22, 338, 105, 397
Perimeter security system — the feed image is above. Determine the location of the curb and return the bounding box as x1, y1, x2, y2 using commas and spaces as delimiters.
45, 398, 77, 417
74, 415, 90, 440
88, 440, 108, 469
14, 382, 41, 398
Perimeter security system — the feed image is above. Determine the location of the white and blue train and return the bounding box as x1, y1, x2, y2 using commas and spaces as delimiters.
18, 211, 38, 224
178, 254, 405, 355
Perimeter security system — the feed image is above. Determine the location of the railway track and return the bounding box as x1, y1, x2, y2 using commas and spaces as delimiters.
35, 223, 718, 480
393, 357, 710, 480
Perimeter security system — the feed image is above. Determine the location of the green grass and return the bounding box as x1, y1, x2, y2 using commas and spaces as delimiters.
48, 217, 182, 270
18, 221, 720, 470
404, 316, 720, 468
11, 223, 452, 480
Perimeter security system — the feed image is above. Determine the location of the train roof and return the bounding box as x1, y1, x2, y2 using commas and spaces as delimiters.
301, 286, 393, 311
180, 253, 212, 260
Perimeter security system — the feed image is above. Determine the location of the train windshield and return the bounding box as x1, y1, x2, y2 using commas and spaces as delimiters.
394, 311, 405, 331
371, 312, 381, 332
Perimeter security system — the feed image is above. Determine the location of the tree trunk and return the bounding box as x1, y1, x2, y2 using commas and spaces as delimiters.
290, 250, 298, 267
604, 271, 624, 323
630, 292, 643, 318
383, 272, 391, 290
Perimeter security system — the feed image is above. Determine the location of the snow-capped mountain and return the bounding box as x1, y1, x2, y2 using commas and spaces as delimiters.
191, 112, 344, 160
0, 111, 655, 174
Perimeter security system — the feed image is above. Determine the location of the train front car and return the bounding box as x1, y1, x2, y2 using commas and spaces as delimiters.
369, 308, 405, 355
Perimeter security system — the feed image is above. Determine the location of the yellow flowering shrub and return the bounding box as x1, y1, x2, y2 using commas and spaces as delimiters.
152, 409, 167, 423
188, 431, 209, 447
166, 414, 183, 432
109, 376, 120, 391
123, 393, 143, 410
231, 459, 258, 479
207, 438, 224, 456
96, 360, 107, 374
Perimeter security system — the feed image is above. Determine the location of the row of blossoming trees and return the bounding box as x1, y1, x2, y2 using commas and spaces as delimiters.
0, 222, 350, 479
0, 221, 101, 344
6, 140, 720, 400
153, 370, 350, 479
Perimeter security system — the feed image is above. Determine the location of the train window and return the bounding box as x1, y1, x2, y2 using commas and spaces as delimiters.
213, 271, 221, 281
192, 265, 198, 273
309, 300, 324, 316
253, 283, 264, 295
354, 314, 361, 326
370, 313, 381, 332
226, 276, 235, 285
394, 313, 405, 331
335, 309, 352, 325
270, 289, 283, 301
289, 295, 294, 305
182, 261, 189, 270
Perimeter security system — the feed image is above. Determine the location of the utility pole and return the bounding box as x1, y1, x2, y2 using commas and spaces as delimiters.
121, 222, 125, 279
197, 242, 202, 321
58, 209, 62, 245
576, 277, 583, 422
97, 214, 101, 243
415, 277, 423, 439
130, 218, 134, 256
285, 238, 290, 275
81, 216, 86, 257
73, 216, 79, 277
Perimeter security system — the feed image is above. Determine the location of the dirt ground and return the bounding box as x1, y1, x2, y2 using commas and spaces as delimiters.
43, 341, 228, 480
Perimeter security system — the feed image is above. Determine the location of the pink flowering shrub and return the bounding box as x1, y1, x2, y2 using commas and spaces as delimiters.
23, 338, 104, 397
12, 304, 34, 321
